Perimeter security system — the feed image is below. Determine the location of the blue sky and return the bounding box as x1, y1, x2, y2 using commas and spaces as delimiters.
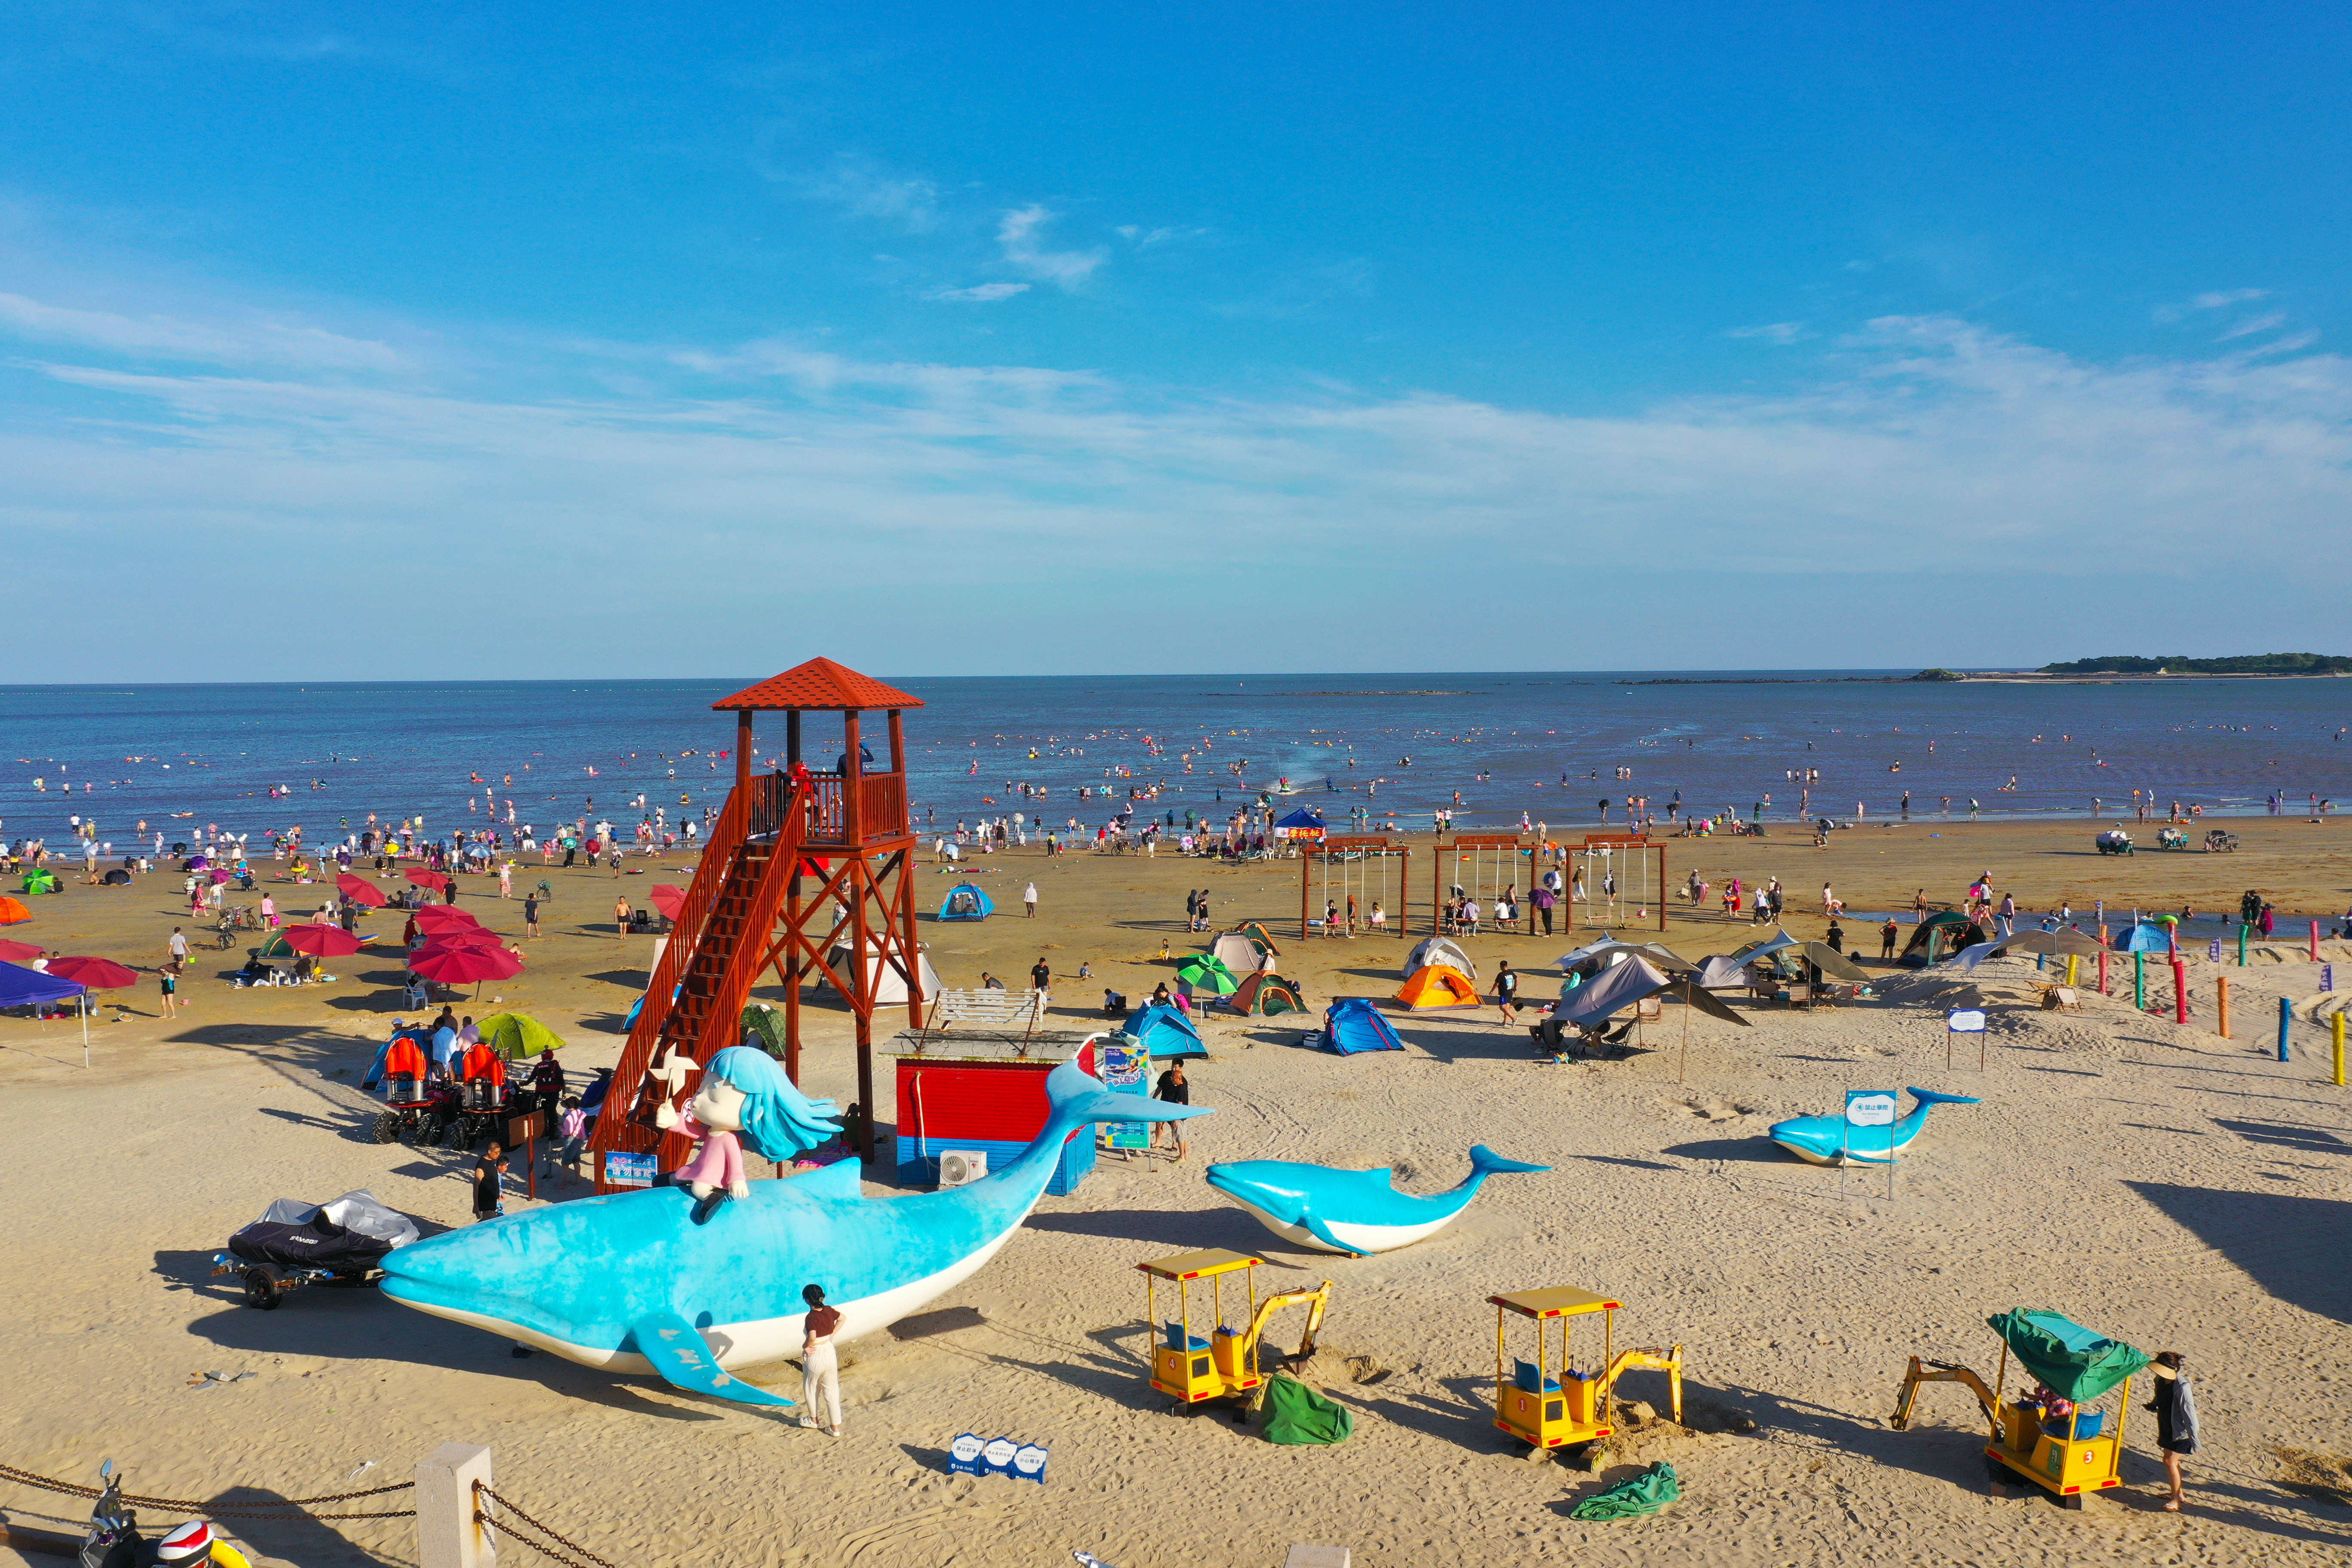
5, 3, 2349, 680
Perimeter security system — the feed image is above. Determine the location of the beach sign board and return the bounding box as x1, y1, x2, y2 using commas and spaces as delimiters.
1844, 1090, 1898, 1127
949, 1432, 985, 1476
981, 1436, 1018, 1477
602, 1151, 656, 1188
1945, 1009, 1986, 1033
1099, 1036, 1150, 1152
1011, 1442, 1049, 1483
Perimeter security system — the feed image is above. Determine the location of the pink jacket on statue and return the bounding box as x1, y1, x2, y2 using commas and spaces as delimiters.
674, 1113, 744, 1191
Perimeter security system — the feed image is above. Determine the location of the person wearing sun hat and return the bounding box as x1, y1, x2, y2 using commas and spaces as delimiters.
2143, 1350, 2199, 1511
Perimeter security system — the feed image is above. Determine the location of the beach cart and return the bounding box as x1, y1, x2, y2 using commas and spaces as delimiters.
1487, 1285, 1683, 1466
1137, 1248, 1330, 1418
1889, 1308, 2149, 1506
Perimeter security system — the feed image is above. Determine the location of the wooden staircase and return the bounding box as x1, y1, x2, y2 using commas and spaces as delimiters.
591, 775, 812, 1182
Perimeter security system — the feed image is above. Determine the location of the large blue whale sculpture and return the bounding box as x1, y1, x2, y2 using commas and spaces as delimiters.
380, 1061, 1211, 1406
1205, 1146, 1550, 1256
1766, 1087, 1980, 1166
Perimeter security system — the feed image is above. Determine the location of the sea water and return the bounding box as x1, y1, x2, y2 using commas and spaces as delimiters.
5, 671, 2350, 846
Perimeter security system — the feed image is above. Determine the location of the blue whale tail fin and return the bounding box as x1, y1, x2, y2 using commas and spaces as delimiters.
1467, 1145, 1552, 1178
1905, 1087, 1982, 1109
1039, 1058, 1213, 1146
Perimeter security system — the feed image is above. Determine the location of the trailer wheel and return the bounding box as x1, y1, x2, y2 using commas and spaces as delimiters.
242, 1268, 280, 1310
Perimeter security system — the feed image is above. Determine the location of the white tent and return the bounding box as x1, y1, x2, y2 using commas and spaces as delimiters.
819, 943, 943, 1007
1209, 932, 1273, 975
1403, 935, 1476, 980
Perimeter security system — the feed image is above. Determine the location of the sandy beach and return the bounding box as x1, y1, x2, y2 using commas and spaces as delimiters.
3, 815, 2349, 1568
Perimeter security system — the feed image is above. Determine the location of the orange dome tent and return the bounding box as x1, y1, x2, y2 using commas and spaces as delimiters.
1396, 964, 1480, 1010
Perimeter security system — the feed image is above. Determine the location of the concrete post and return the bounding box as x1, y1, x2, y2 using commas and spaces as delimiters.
416, 1444, 494, 1568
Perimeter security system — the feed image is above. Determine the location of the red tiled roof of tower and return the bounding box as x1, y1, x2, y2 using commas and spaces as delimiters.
710, 658, 925, 712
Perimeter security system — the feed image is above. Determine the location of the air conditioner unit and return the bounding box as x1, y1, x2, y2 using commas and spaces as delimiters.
937, 1150, 989, 1189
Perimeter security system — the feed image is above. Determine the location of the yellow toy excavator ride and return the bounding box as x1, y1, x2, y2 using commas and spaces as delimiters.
1890, 1309, 2150, 1507
1137, 1249, 1332, 1419
1488, 1285, 1684, 1466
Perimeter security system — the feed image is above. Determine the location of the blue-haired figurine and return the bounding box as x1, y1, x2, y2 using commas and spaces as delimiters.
673, 1047, 842, 1223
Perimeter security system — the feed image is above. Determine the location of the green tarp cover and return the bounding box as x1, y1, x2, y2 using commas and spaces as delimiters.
742, 1005, 789, 1060
1986, 1309, 2150, 1403
1259, 1374, 1353, 1446
1568, 1461, 1681, 1521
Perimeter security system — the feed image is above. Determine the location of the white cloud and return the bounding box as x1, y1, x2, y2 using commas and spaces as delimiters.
925, 282, 1030, 303
0, 290, 406, 370
787, 155, 939, 232
2216, 311, 2286, 341
1728, 322, 1806, 344
6, 291, 2351, 677
2157, 287, 2269, 323
996, 206, 1104, 288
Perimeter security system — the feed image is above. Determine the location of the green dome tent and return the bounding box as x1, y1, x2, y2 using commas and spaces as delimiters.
480, 1012, 565, 1060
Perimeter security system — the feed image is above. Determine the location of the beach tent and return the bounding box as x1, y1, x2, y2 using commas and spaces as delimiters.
1323, 997, 1404, 1054
101, 869, 132, 886
20, 869, 59, 896
1694, 931, 1799, 989
1946, 928, 2112, 973
1550, 957, 1749, 1029
936, 883, 994, 921
2116, 922, 2176, 954
1403, 936, 1476, 980
1232, 922, 1283, 957
1557, 937, 1697, 981
0, 959, 85, 1009
1397, 964, 1480, 1010
820, 943, 943, 1006
0, 897, 31, 925
1209, 932, 1270, 976
1899, 911, 1987, 966
1774, 941, 1871, 984
1175, 953, 1241, 995
1120, 1000, 1207, 1059
1272, 808, 1328, 840
1224, 972, 1307, 1015
480, 1012, 564, 1060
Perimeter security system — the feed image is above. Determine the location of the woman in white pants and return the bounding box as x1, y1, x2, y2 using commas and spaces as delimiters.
799, 1283, 842, 1436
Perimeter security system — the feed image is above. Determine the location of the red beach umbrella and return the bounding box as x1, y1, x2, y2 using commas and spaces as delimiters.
419, 927, 502, 952
412, 903, 480, 927
45, 956, 140, 989
279, 926, 367, 958
408, 943, 524, 999
649, 885, 687, 922
0, 939, 42, 963
405, 869, 451, 891
337, 873, 389, 908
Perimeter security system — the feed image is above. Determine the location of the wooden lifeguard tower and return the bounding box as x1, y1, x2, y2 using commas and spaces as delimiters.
590, 658, 925, 1188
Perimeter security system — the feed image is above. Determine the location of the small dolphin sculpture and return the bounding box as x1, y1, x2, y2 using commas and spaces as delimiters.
1766, 1087, 1981, 1166
1205, 1146, 1550, 1256
381, 1061, 1209, 1406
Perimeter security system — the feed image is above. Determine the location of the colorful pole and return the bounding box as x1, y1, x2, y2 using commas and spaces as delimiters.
2216, 975, 2230, 1040
2312, 921, 2321, 962
2172, 960, 2187, 1024
2135, 952, 2146, 1010
2238, 925, 2248, 966
2098, 950, 2109, 995
2334, 1013, 2346, 1087
2278, 996, 2292, 1062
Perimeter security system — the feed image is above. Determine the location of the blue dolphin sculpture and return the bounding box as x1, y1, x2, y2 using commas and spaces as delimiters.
1766, 1087, 1981, 1166
380, 1061, 1210, 1406
1205, 1146, 1550, 1256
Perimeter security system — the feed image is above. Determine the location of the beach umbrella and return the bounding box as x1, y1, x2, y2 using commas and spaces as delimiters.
337, 872, 389, 908
0, 896, 31, 925
0, 939, 42, 963
187, 855, 210, 870
409, 943, 523, 999
405, 869, 451, 891
649, 885, 688, 922
478, 1011, 564, 1060
412, 903, 480, 928
420, 927, 503, 952
46, 956, 139, 989
280, 925, 367, 958
1175, 953, 1241, 995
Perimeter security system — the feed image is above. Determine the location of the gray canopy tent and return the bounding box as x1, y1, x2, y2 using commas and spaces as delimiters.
1542, 955, 1748, 1080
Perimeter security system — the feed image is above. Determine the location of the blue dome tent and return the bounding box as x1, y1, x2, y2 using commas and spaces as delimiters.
1323, 997, 1404, 1054
1120, 1000, 1206, 1059
937, 883, 995, 921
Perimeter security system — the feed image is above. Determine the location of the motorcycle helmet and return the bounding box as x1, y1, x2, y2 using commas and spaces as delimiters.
155, 1521, 214, 1563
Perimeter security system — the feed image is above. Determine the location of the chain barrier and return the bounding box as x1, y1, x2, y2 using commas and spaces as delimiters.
0, 1463, 413, 1520
475, 1482, 619, 1568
